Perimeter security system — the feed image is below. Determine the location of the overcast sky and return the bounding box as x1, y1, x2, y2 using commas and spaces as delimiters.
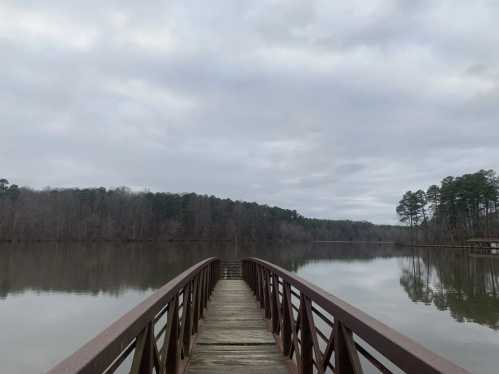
1, 1, 498, 223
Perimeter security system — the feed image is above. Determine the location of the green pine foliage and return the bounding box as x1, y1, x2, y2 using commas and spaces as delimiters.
397, 169, 499, 241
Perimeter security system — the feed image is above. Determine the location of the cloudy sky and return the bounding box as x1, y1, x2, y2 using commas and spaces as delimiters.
1, 0, 498, 223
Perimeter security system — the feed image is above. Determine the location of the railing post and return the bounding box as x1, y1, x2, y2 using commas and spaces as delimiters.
130, 322, 154, 374
204, 266, 209, 309
206, 265, 211, 300
334, 321, 363, 374
210, 263, 214, 291
252, 263, 257, 292
264, 270, 272, 319
192, 274, 200, 334
242, 261, 249, 289
299, 294, 313, 374
218, 260, 222, 282
271, 273, 280, 333
246, 262, 251, 287
211, 261, 218, 291
163, 297, 179, 374
199, 269, 206, 318
262, 268, 267, 310
258, 266, 263, 306
251, 262, 256, 291
181, 282, 193, 358
199, 269, 205, 319
257, 265, 263, 307
281, 282, 292, 356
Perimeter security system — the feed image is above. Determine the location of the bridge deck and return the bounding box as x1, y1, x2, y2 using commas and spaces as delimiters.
185, 279, 290, 374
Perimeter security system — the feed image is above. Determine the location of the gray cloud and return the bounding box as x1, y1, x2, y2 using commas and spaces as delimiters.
1, 0, 498, 223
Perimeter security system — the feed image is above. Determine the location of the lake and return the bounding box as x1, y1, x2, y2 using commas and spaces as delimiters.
1, 242, 498, 373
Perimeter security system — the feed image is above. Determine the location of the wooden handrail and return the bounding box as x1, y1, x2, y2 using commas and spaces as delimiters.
48, 257, 220, 374
242, 257, 470, 374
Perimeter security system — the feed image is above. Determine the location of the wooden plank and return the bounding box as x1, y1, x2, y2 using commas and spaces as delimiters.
185, 280, 291, 373
196, 330, 276, 345
187, 366, 289, 374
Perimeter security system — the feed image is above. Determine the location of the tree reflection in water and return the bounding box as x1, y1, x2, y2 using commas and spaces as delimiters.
400, 248, 499, 330
0, 241, 410, 299
3, 242, 498, 331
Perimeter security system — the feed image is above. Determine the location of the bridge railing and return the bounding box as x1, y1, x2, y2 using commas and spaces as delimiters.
242, 258, 469, 374
48, 257, 220, 374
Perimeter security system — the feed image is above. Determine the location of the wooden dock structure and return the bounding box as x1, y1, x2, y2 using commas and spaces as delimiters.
48, 257, 470, 374
468, 238, 499, 256
185, 279, 290, 373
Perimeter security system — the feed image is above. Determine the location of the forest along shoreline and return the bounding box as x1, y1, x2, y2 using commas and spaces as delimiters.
1, 169, 498, 247
0, 178, 405, 243
396, 169, 499, 244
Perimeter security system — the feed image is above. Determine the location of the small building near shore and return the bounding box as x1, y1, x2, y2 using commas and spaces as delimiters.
468, 238, 499, 255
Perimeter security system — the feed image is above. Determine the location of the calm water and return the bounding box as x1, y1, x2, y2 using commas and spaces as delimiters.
1, 242, 498, 373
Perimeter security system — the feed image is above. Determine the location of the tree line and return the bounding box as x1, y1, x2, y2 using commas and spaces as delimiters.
0, 179, 406, 242
396, 169, 499, 242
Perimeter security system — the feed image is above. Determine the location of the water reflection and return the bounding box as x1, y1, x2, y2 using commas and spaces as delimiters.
1, 242, 498, 373
0, 241, 228, 297
399, 248, 499, 330
2, 242, 498, 331
0, 241, 408, 298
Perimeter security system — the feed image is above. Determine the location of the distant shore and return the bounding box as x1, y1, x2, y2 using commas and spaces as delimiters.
314, 240, 477, 249
0, 238, 479, 250
313, 240, 395, 244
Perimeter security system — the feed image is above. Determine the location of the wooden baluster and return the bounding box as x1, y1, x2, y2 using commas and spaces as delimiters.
204, 266, 209, 308
215, 261, 220, 287
130, 322, 154, 374
251, 263, 256, 291
334, 321, 363, 374
152, 329, 161, 374
262, 269, 268, 315
199, 270, 205, 319
211, 262, 216, 292
257, 266, 264, 307
271, 273, 280, 333
287, 291, 302, 368
192, 275, 200, 334
199, 269, 206, 319
247, 262, 252, 289
264, 270, 272, 319
281, 282, 293, 356
214, 261, 218, 284
181, 282, 193, 358
299, 294, 313, 374
321, 324, 336, 372
207, 265, 212, 296
262, 268, 267, 311
161, 297, 179, 374
244, 262, 249, 288
256, 266, 263, 309
212, 262, 217, 290
252, 263, 257, 292
243, 262, 248, 287
303, 297, 324, 374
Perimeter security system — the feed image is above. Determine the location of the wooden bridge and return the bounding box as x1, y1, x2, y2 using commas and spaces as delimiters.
48, 258, 469, 374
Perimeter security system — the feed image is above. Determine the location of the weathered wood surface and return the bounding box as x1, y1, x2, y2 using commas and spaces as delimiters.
185, 280, 290, 374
